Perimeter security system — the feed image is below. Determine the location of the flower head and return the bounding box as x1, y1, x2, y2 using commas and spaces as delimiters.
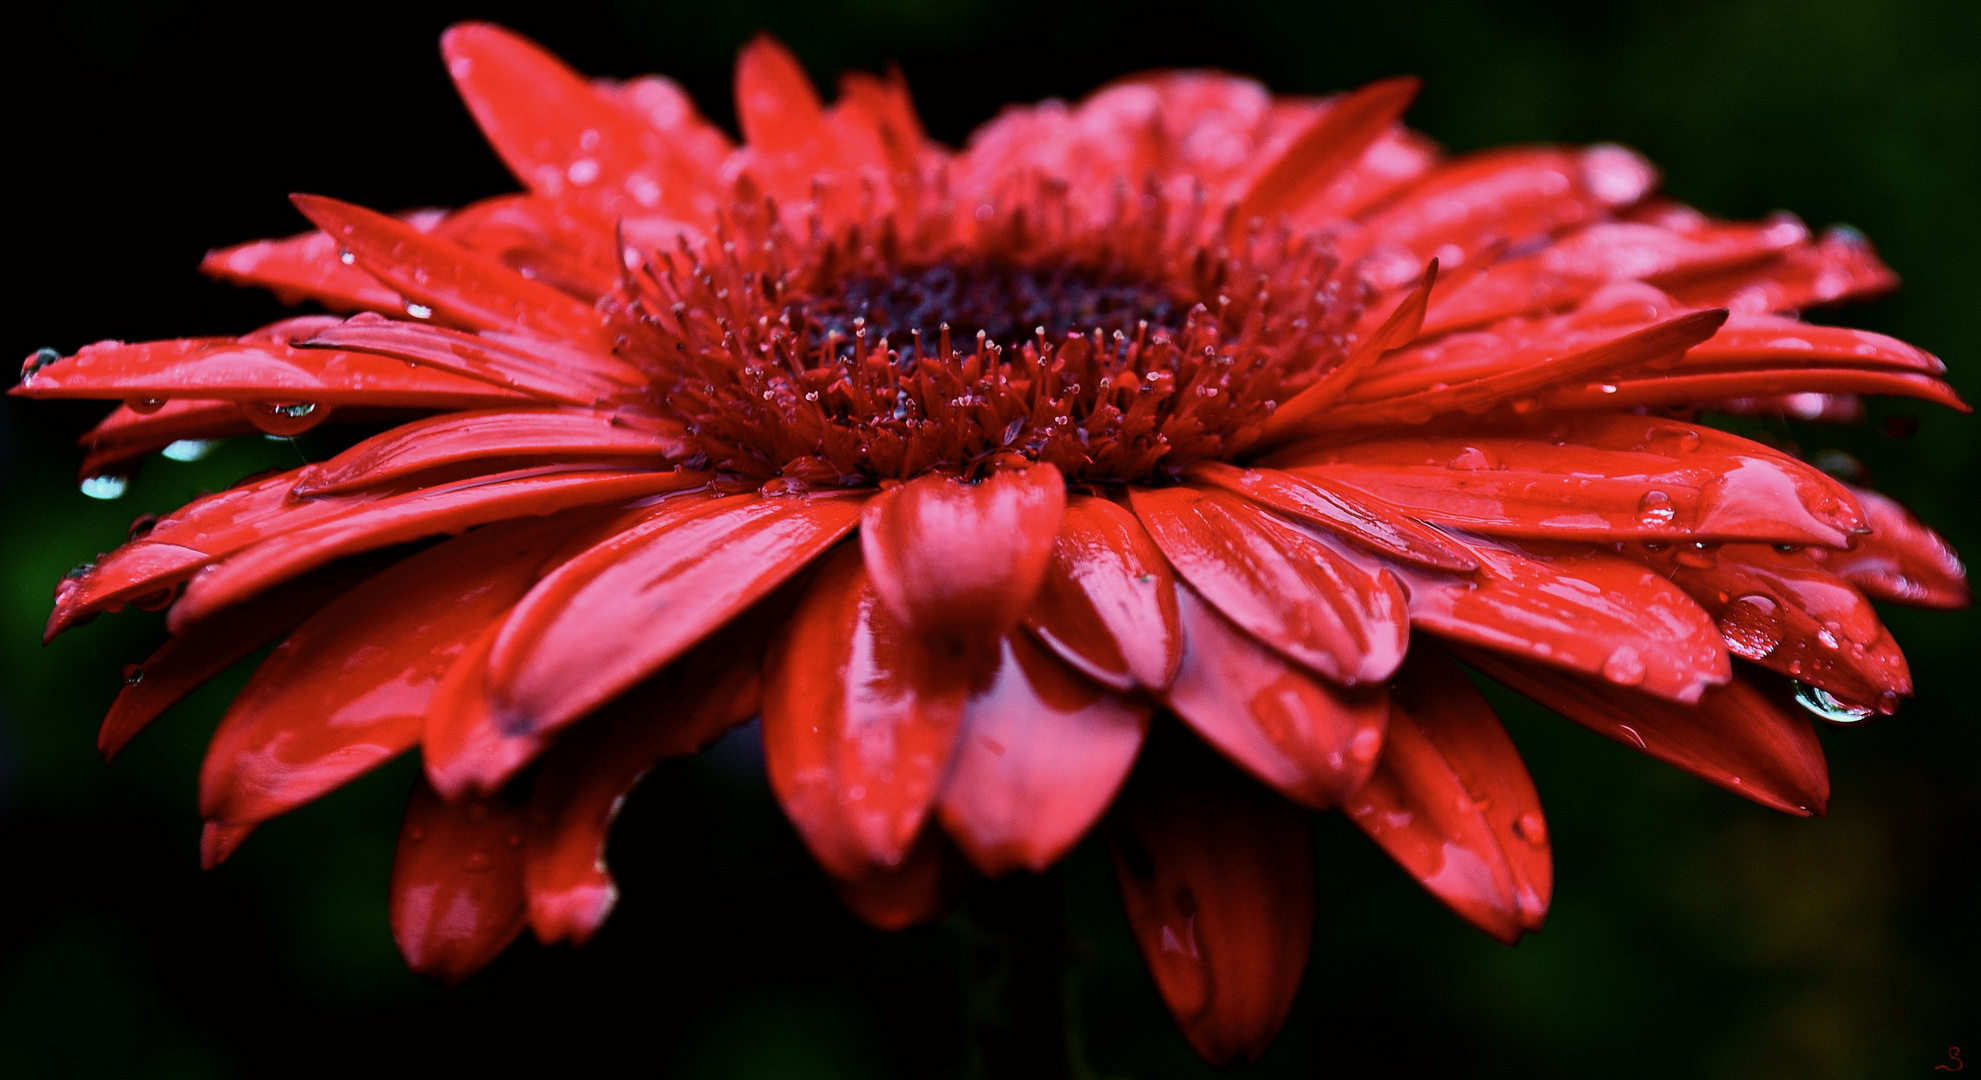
16, 24, 1969, 1064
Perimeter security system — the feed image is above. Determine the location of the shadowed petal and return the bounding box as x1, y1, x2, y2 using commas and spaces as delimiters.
762, 544, 968, 878
1024, 493, 1182, 691
390, 777, 528, 984
1831, 487, 1969, 609
1186, 461, 1477, 572
291, 407, 686, 496
1131, 485, 1408, 687
1461, 649, 1829, 815
1164, 585, 1388, 809
1665, 225, 1898, 314
1237, 76, 1419, 222
827, 828, 972, 931
1345, 643, 1548, 941
301, 315, 644, 407
937, 632, 1150, 876
1106, 727, 1313, 1067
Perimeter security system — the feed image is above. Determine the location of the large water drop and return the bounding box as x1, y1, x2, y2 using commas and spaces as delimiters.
1791, 681, 1875, 724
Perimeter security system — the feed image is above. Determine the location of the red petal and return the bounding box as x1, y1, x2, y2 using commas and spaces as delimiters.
100, 558, 387, 760
292, 195, 609, 346
1461, 649, 1829, 816
292, 407, 685, 496
761, 545, 968, 877
1665, 225, 1898, 314
490, 491, 864, 736
735, 35, 827, 156
197, 517, 578, 833
1396, 538, 1730, 703
1130, 486, 1408, 686
300, 315, 643, 407
202, 221, 416, 313
1831, 487, 1970, 609
1345, 643, 1549, 941
859, 464, 1066, 655
1164, 585, 1387, 808
1358, 144, 1655, 262
1186, 462, 1477, 573
1106, 730, 1313, 1066
936, 632, 1150, 876
826, 827, 970, 931
521, 616, 768, 944
170, 466, 699, 628
1023, 494, 1182, 691
1259, 258, 1437, 444
1237, 76, 1420, 221
390, 777, 528, 983
76, 399, 259, 478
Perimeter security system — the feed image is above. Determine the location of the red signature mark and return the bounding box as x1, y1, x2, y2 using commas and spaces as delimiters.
1936, 1046, 1963, 1072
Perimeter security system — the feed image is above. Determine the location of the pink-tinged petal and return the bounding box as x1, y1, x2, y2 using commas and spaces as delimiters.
860, 465, 1066, 656
1107, 730, 1313, 1066
491, 491, 865, 736
197, 517, 579, 834
1357, 144, 1656, 263
1164, 585, 1388, 809
292, 407, 685, 496
762, 545, 968, 877
1831, 487, 1969, 609
1687, 312, 1945, 375
1666, 225, 1898, 314
1324, 308, 1730, 428
390, 777, 528, 984
827, 828, 971, 931
1237, 77, 1420, 222
170, 467, 701, 628
1186, 462, 1477, 573
76, 399, 260, 479
1276, 416, 1865, 547
100, 558, 389, 760
1347, 643, 1549, 939
1259, 259, 1436, 443
1023, 494, 1182, 692
435, 194, 623, 300
834, 67, 928, 175
735, 35, 827, 157
292, 194, 609, 346
201, 221, 418, 313
442, 23, 720, 220
1130, 486, 1408, 687
1461, 649, 1828, 816
522, 616, 767, 944
1651, 545, 1912, 709
300, 315, 644, 407
1540, 368, 1966, 413
1396, 538, 1730, 704
13, 333, 535, 410
937, 633, 1150, 876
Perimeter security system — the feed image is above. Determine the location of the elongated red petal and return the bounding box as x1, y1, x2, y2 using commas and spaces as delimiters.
171, 467, 699, 628
860, 464, 1066, 656
735, 35, 826, 156
522, 616, 767, 944
1023, 494, 1182, 691
390, 778, 528, 984
936, 633, 1150, 876
490, 491, 863, 736
292, 195, 609, 346
1461, 649, 1828, 815
1831, 487, 1969, 609
762, 544, 968, 877
1130, 485, 1408, 687
827, 827, 970, 931
1258, 258, 1436, 443
1164, 585, 1388, 808
1237, 77, 1419, 222
100, 558, 387, 759
1357, 144, 1655, 262
1107, 730, 1314, 1066
292, 407, 685, 496
300, 315, 642, 407
1186, 462, 1477, 572
1345, 643, 1548, 941
198, 517, 578, 835
1396, 538, 1730, 703
202, 221, 416, 313
1665, 225, 1898, 314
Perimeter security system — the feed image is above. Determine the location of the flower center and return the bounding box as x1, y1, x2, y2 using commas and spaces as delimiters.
802, 262, 1183, 355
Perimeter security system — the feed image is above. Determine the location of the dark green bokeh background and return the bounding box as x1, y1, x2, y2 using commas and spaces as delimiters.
4, 0, 1975, 1076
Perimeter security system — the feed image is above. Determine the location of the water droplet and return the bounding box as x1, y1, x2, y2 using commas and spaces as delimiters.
1602, 646, 1646, 686
1512, 812, 1548, 846
21, 346, 61, 383
1792, 681, 1875, 724
1349, 727, 1383, 763
161, 439, 218, 462
125, 396, 167, 415
1636, 489, 1676, 527
81, 475, 129, 500
122, 664, 144, 686
405, 302, 434, 320
338, 248, 356, 265
64, 562, 95, 581
245, 400, 328, 436
1674, 541, 1718, 569
1446, 445, 1496, 470
1717, 595, 1783, 660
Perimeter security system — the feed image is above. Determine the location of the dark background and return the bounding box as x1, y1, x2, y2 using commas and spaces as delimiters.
4, 0, 1976, 1076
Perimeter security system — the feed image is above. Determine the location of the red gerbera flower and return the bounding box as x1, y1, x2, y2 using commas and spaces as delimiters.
17, 23, 1970, 1064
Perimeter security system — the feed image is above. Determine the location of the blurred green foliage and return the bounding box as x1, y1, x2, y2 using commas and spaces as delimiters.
4, 0, 1975, 1076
